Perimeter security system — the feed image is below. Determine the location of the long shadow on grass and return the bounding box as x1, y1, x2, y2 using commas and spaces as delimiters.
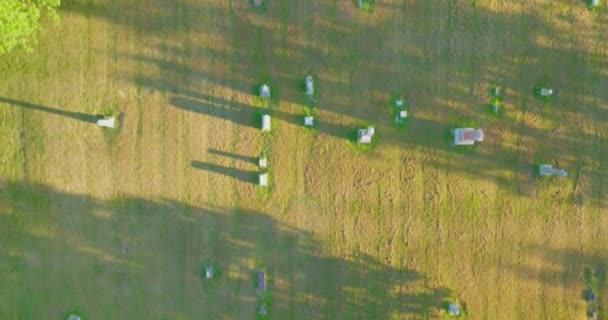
0, 97, 98, 123
67, 0, 608, 207
170, 92, 355, 141
208, 148, 258, 164
191, 160, 257, 184
0, 180, 454, 319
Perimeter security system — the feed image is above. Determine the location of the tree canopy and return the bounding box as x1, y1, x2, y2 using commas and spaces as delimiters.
0, 0, 61, 55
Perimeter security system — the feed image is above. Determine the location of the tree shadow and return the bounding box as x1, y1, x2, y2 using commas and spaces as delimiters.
62, 0, 608, 208
0, 97, 98, 123
0, 180, 453, 319
501, 243, 608, 288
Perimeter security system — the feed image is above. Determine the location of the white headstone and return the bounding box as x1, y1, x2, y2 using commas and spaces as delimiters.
305, 76, 314, 96
591, 0, 600, 7
491, 86, 501, 96
399, 110, 408, 118
260, 84, 271, 98
540, 88, 553, 97
258, 304, 267, 315
259, 173, 268, 186
262, 114, 271, 131
205, 266, 214, 279
96, 116, 116, 128
448, 303, 460, 316
539, 164, 568, 177
357, 127, 375, 144
395, 99, 404, 107
67, 315, 81, 320
259, 157, 267, 168
304, 116, 314, 126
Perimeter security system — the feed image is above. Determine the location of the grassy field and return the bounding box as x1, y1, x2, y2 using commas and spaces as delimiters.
0, 0, 607, 319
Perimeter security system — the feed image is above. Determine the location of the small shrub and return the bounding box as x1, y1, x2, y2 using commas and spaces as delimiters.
485, 98, 503, 117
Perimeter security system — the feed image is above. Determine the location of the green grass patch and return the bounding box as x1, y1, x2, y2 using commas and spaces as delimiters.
357, 0, 376, 11
301, 105, 319, 132
485, 84, 504, 118
303, 105, 315, 117
6, 182, 50, 212
588, 0, 603, 11
392, 110, 410, 129
250, 0, 268, 13
389, 96, 410, 129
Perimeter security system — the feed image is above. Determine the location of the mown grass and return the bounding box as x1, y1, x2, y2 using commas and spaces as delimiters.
0, 1, 607, 320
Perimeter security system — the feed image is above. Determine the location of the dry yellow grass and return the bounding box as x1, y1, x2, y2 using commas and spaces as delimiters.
0, 0, 607, 319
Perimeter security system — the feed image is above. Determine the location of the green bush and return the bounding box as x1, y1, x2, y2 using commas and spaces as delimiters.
0, 0, 60, 54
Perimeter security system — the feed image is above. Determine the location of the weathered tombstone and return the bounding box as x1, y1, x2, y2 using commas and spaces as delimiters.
304, 116, 314, 127
67, 314, 81, 320
448, 303, 460, 317
259, 173, 268, 187
395, 98, 404, 108
539, 164, 567, 177
452, 128, 484, 146
96, 116, 115, 128
253, 0, 263, 7
492, 102, 500, 113
259, 157, 268, 169
588, 308, 598, 320
540, 88, 553, 97
257, 270, 267, 291
262, 114, 271, 131
258, 304, 267, 315
357, 127, 375, 144
260, 84, 271, 98
491, 86, 501, 96
304, 76, 314, 96
205, 265, 214, 279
